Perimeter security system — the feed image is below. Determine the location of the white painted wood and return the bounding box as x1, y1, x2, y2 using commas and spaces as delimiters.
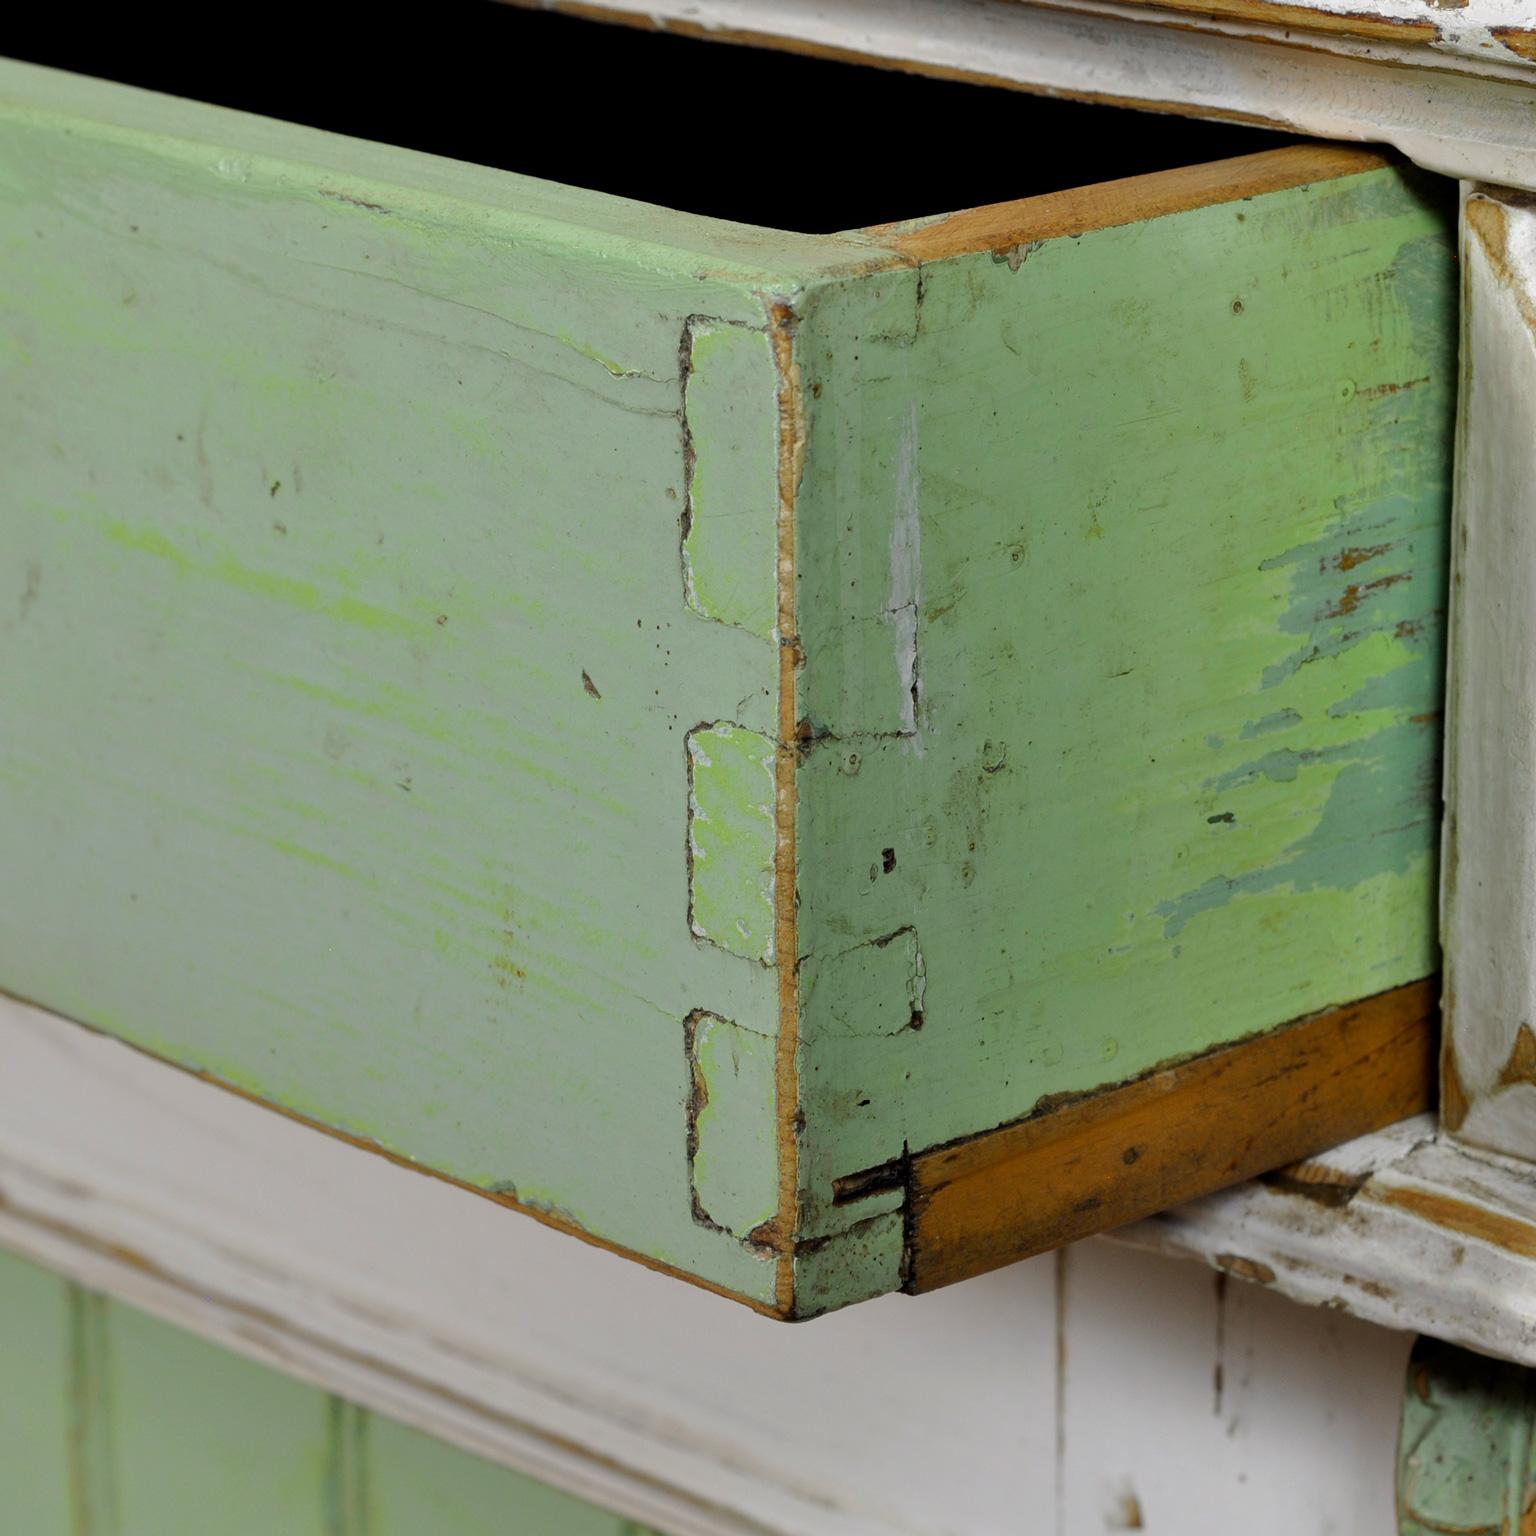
1117, 1114, 1536, 1367
0, 989, 1417, 1534
1442, 183, 1536, 1164
0, 988, 1055, 1536
531, 0, 1536, 190
1060, 1243, 1407, 1535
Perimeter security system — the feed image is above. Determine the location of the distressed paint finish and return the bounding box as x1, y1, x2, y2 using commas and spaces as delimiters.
0, 1248, 71, 1534
530, 0, 1536, 71
1442, 185, 1536, 1165
0, 1249, 661, 1536
1121, 1115, 1536, 1369
0, 58, 1454, 1316
0, 59, 823, 1311
1398, 1336, 1536, 1535
789, 159, 1455, 1305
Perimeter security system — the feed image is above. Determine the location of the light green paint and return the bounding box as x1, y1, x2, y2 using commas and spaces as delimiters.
790, 168, 1453, 1302
0, 58, 1453, 1316
683, 322, 780, 640
0, 59, 796, 1309
371, 1415, 660, 1536
689, 1010, 781, 1240
688, 723, 778, 964
0, 1249, 72, 1535
0, 1248, 661, 1534
109, 1299, 333, 1536
1398, 1337, 1536, 1535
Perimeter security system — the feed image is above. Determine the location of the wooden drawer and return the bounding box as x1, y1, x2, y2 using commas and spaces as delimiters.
0, 14, 1452, 1317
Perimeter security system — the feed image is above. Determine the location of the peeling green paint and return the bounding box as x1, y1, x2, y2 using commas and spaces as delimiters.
0, 58, 1456, 1318
687, 723, 778, 964
688, 1010, 780, 1240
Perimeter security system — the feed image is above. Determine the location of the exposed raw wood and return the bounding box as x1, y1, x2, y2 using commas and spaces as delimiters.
1118, 1115, 1536, 1368
514, 0, 1536, 188
875, 143, 1386, 260
906, 981, 1437, 1291
0, 985, 1433, 1535
1112, 0, 1439, 42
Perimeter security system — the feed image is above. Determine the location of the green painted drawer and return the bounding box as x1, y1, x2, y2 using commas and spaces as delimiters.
0, 15, 1453, 1316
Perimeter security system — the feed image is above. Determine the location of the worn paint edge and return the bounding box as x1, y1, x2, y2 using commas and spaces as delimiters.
899, 978, 1438, 1292
866, 143, 1389, 261
1083, 0, 1440, 45
506, 0, 1528, 87
0, 988, 789, 1321
768, 303, 806, 1316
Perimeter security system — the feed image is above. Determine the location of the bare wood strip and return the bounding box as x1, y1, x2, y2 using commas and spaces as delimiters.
872, 144, 1388, 262
1101, 0, 1441, 44
905, 979, 1437, 1292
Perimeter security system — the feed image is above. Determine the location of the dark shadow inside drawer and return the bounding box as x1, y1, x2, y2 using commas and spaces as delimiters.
0, 0, 1292, 230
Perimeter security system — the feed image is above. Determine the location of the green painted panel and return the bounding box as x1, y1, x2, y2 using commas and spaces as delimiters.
791, 167, 1454, 1297
1398, 1336, 1536, 1535
0, 1248, 72, 1535
107, 1298, 332, 1534
0, 55, 1454, 1315
0, 1248, 661, 1533
369, 1414, 648, 1536
0, 60, 797, 1307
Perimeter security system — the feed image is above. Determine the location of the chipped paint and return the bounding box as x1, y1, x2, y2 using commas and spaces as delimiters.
686, 723, 778, 964
686, 1010, 781, 1243
1398, 1337, 1536, 1536
1159, 720, 1438, 938
888, 401, 923, 747
800, 927, 926, 1039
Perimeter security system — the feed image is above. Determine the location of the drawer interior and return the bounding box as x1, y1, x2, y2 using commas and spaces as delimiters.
3, 0, 1291, 231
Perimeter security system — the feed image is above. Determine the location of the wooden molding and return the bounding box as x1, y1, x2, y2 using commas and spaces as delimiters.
904, 979, 1438, 1292
510, 0, 1536, 191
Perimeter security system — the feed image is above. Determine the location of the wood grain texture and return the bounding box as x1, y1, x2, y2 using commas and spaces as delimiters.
1107, 0, 1440, 43
906, 980, 1437, 1292
511, 0, 1536, 191
1441, 186, 1536, 1167
789, 158, 1453, 1309
872, 143, 1387, 259
0, 57, 1454, 1317
1119, 1114, 1536, 1370
0, 58, 845, 1314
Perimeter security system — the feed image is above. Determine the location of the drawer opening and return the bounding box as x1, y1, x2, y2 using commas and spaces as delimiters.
3, 0, 1295, 232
